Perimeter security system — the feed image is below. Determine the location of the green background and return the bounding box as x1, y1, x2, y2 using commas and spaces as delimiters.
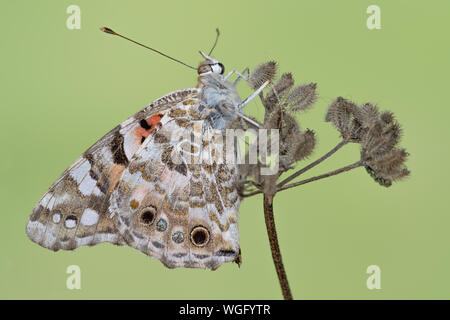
1, 0, 449, 299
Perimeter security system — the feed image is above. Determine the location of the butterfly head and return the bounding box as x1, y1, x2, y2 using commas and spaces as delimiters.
197, 51, 225, 76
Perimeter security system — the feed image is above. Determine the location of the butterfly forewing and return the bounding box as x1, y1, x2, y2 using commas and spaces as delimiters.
26, 89, 198, 251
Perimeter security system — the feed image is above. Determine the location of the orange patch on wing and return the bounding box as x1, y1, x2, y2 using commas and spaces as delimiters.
109, 164, 126, 192
147, 114, 164, 131
134, 114, 164, 145
135, 126, 150, 141
129, 199, 139, 209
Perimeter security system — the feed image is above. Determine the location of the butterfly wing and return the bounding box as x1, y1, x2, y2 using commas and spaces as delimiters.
109, 99, 241, 270
26, 89, 198, 251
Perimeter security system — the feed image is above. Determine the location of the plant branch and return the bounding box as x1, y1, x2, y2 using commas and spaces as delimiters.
241, 189, 263, 198
263, 194, 292, 300
277, 140, 348, 188
277, 161, 363, 192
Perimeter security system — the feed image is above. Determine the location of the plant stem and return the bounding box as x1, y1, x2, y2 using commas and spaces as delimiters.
277, 140, 348, 188
263, 194, 293, 300
241, 189, 263, 198
277, 161, 363, 192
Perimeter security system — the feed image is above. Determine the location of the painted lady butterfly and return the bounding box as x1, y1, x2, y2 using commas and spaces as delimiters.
26, 29, 269, 270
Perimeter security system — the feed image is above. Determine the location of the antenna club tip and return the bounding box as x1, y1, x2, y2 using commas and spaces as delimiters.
100, 27, 116, 35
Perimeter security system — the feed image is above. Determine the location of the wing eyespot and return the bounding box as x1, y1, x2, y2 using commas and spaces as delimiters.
156, 219, 167, 232
139, 206, 157, 225
190, 226, 210, 247
172, 231, 185, 244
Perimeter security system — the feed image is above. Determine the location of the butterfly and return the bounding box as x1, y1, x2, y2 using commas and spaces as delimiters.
26, 27, 269, 270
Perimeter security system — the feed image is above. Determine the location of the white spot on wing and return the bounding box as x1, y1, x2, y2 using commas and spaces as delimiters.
52, 213, 61, 223
42, 223, 58, 247
65, 219, 77, 229
123, 131, 138, 161
46, 196, 57, 210
70, 161, 91, 184
80, 208, 99, 226
70, 161, 102, 196
76, 235, 94, 247
26, 221, 45, 242
94, 233, 119, 243
41, 193, 53, 206
78, 174, 98, 196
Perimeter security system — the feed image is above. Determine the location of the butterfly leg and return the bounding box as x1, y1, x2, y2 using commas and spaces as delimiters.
238, 80, 270, 109
221, 103, 262, 128
233, 68, 249, 85
224, 68, 249, 82
221, 80, 270, 128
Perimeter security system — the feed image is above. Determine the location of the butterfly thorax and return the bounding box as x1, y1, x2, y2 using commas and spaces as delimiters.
197, 73, 242, 129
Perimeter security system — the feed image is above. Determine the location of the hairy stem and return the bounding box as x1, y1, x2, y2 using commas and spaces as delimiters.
277, 140, 348, 187
263, 194, 293, 300
277, 161, 363, 192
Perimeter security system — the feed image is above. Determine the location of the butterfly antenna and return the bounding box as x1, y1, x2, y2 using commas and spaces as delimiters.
100, 27, 196, 70
208, 28, 220, 56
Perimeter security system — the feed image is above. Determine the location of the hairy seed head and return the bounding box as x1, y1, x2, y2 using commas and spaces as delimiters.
248, 61, 277, 90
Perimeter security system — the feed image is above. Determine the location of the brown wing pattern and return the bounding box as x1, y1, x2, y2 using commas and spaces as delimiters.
26, 89, 198, 251
109, 100, 241, 269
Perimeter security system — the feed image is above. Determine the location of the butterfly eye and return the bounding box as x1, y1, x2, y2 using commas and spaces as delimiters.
190, 226, 210, 247
218, 62, 224, 75
197, 63, 211, 75
211, 63, 224, 75
139, 206, 157, 225
197, 61, 224, 75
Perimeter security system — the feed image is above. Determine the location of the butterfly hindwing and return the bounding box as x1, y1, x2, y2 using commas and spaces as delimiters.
26, 89, 198, 251
109, 97, 241, 270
